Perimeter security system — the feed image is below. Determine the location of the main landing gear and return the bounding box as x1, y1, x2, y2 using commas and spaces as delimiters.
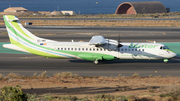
94, 60, 99, 65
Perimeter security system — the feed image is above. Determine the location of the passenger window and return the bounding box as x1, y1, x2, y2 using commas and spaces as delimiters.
142, 49, 144, 51
75, 48, 77, 50
132, 49, 134, 51
125, 49, 127, 51
135, 49, 137, 51
68, 48, 70, 50
93, 48, 95, 51
90, 48, 91, 51
121, 49, 123, 51
79, 48, 81, 51
82, 48, 84, 51
58, 48, 60, 50
86, 48, 88, 51
71, 48, 73, 50
128, 49, 130, 51
97, 48, 99, 51
64, 48, 66, 50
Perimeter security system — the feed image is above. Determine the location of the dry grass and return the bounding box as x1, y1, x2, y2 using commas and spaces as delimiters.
0, 76, 180, 100
38, 71, 47, 77
132, 73, 139, 77
33, 73, 37, 77
0, 73, 3, 79
1, 72, 180, 101
6, 72, 20, 78
53, 72, 79, 78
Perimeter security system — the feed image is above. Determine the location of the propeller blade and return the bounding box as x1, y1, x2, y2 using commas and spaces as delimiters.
117, 33, 123, 48
108, 39, 109, 50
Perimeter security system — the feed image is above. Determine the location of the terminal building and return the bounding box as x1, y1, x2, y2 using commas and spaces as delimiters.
115, 1, 167, 14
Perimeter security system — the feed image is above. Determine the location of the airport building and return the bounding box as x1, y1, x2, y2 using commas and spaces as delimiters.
115, 1, 167, 14
49, 10, 62, 15
61, 11, 76, 15
4, 7, 28, 13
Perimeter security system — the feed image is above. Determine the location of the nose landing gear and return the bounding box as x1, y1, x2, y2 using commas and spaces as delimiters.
164, 59, 168, 64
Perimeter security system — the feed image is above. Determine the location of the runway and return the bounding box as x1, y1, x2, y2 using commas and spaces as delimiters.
0, 53, 180, 77
0, 26, 180, 77
25, 26, 180, 32
1, 26, 180, 42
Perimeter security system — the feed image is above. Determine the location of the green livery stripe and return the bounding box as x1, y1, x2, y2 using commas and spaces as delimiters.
7, 15, 16, 20
6, 15, 33, 40
10, 38, 65, 58
4, 18, 45, 49
164, 49, 175, 53
11, 21, 34, 40
4, 15, 34, 40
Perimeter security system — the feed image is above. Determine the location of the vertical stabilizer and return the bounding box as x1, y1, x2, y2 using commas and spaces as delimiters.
3, 15, 56, 45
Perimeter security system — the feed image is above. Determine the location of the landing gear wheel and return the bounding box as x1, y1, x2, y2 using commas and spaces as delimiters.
164, 59, 168, 64
94, 60, 99, 65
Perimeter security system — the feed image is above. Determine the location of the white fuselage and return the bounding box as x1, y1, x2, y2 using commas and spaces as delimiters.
36, 41, 176, 60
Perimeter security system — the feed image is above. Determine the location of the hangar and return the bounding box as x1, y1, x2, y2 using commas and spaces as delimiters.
115, 1, 167, 14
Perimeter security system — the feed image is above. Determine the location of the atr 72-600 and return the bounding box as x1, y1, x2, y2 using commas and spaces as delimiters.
2, 15, 176, 64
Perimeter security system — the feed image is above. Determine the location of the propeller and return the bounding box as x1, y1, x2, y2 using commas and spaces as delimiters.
117, 33, 123, 51
107, 39, 109, 50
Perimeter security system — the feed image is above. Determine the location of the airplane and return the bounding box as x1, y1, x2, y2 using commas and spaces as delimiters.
2, 15, 176, 64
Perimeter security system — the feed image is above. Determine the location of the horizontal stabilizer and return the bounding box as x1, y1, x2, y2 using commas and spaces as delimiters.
3, 44, 29, 53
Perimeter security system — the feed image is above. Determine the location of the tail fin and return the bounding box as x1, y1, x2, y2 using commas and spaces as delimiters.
3, 15, 56, 45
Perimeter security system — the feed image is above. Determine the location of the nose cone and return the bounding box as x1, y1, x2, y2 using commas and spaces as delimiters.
171, 52, 177, 58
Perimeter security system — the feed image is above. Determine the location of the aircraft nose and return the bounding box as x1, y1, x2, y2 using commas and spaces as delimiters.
171, 52, 177, 58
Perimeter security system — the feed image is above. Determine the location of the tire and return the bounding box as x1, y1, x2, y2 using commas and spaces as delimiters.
94, 60, 99, 65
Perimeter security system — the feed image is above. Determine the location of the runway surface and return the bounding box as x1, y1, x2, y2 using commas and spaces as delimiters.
0, 53, 180, 77
0, 26, 180, 77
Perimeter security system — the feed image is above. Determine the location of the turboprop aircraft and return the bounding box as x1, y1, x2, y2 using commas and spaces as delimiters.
2, 15, 176, 64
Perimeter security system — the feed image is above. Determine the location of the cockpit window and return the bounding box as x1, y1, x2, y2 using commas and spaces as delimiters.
160, 46, 169, 50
